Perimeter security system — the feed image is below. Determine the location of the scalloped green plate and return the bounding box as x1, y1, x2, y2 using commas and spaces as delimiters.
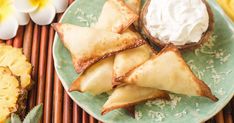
53, 0, 234, 122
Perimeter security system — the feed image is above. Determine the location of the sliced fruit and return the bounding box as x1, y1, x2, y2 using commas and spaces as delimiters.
0, 44, 32, 89
0, 67, 21, 122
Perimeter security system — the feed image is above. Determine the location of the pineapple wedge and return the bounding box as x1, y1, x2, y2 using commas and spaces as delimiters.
0, 44, 32, 89
0, 67, 21, 122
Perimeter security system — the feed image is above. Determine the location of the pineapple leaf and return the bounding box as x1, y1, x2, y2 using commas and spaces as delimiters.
23, 104, 43, 123
11, 114, 22, 123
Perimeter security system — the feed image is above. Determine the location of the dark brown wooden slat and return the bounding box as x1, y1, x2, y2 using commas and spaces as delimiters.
63, 92, 73, 123
82, 111, 89, 123
36, 25, 49, 105
89, 116, 97, 123
28, 24, 40, 110
224, 103, 233, 123
73, 103, 82, 123
51, 12, 65, 123
52, 73, 64, 123
23, 21, 34, 61
0, 39, 3, 43
13, 26, 24, 48
6, 40, 13, 45
43, 27, 55, 123
215, 111, 225, 123
206, 119, 211, 123
68, 0, 74, 4
37, 25, 49, 123
206, 117, 215, 123
231, 98, 234, 120
22, 21, 33, 114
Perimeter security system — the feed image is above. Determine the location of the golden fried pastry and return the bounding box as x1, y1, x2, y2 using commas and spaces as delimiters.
69, 57, 114, 95
124, 44, 218, 101
53, 23, 145, 73
94, 0, 138, 33
113, 44, 154, 85
101, 84, 169, 115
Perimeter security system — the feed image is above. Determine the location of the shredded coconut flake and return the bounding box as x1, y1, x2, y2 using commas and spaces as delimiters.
167, 94, 181, 109
145, 94, 181, 110
220, 54, 231, 63
207, 59, 214, 65
148, 111, 165, 122
174, 110, 187, 118
189, 35, 232, 86
145, 100, 166, 109
74, 8, 97, 27
135, 111, 142, 120
215, 88, 226, 96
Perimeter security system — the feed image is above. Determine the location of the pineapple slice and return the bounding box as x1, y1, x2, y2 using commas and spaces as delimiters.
0, 44, 32, 89
0, 67, 21, 122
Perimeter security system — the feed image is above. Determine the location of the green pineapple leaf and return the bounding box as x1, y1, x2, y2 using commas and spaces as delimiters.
22, 104, 43, 123
11, 114, 22, 123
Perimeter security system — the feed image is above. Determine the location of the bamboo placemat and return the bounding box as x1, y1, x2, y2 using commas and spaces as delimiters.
0, 0, 233, 122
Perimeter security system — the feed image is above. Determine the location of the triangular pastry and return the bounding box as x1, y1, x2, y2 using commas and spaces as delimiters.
124, 0, 141, 14
124, 0, 141, 29
94, 0, 138, 33
53, 23, 144, 73
69, 57, 114, 95
113, 44, 154, 85
124, 44, 218, 101
101, 84, 169, 115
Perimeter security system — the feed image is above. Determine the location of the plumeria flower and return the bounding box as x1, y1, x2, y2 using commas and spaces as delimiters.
0, 0, 30, 40
14, 0, 68, 25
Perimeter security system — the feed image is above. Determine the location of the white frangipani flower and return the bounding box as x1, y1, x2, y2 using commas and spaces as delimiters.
0, 0, 30, 40
14, 0, 68, 25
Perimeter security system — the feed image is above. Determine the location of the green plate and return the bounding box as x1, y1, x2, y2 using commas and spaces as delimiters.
53, 0, 234, 122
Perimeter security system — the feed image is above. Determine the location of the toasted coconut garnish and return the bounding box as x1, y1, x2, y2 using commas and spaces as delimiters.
112, 44, 154, 87
139, 0, 214, 50
69, 57, 114, 95
101, 85, 169, 115
124, 44, 218, 101
93, 0, 138, 33
52, 23, 145, 73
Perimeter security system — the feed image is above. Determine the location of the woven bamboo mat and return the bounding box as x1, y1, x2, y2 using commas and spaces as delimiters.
0, 0, 233, 122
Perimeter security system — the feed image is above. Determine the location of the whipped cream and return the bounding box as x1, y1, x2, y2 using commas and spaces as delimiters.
145, 0, 209, 45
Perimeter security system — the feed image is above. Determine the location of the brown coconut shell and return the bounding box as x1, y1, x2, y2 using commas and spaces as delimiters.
139, 0, 214, 50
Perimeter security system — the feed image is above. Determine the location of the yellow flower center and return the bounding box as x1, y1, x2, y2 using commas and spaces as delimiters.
0, 0, 14, 22
29, 0, 50, 8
